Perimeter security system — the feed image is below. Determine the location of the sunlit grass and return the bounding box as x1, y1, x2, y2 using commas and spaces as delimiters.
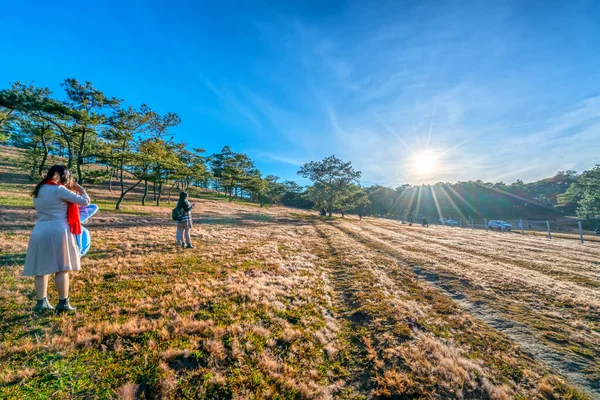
0, 147, 594, 399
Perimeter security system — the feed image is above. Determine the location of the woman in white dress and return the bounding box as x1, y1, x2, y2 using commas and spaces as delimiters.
23, 165, 91, 314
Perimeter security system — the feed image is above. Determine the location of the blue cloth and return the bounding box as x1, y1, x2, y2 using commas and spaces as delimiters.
79, 204, 99, 224
76, 227, 91, 257
76, 204, 98, 257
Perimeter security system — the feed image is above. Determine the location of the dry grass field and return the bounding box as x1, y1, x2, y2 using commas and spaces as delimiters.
0, 148, 598, 399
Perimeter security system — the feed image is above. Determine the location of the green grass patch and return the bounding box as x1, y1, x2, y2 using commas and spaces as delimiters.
0, 195, 33, 207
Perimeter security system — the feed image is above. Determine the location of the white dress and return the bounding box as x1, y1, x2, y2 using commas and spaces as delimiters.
23, 185, 91, 277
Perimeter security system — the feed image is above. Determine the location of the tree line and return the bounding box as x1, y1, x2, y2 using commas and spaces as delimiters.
0, 80, 293, 209
297, 159, 599, 224
0, 79, 598, 223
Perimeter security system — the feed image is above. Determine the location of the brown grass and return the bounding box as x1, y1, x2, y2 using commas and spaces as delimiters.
0, 146, 596, 399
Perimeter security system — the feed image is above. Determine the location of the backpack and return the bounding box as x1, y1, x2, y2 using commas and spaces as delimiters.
171, 207, 182, 221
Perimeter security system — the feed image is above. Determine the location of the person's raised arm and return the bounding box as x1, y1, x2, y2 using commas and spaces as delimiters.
57, 185, 91, 206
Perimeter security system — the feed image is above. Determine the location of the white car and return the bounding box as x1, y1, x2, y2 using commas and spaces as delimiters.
488, 220, 512, 231
439, 218, 459, 226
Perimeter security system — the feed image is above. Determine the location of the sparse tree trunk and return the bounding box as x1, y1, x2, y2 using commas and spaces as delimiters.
156, 182, 163, 206
116, 178, 143, 210
115, 152, 143, 210
36, 114, 73, 168
108, 168, 114, 192
66, 142, 74, 169
115, 146, 131, 210
76, 156, 83, 182
142, 179, 148, 205
116, 161, 125, 210
167, 181, 178, 204
328, 198, 335, 217
153, 182, 157, 201
38, 125, 49, 177
76, 127, 86, 183
115, 196, 123, 210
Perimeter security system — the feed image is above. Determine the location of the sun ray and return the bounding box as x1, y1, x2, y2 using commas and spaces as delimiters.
373, 110, 414, 153
406, 186, 418, 219
472, 181, 555, 212
437, 184, 467, 221
415, 185, 422, 218
443, 183, 484, 218
389, 186, 411, 216
430, 185, 444, 222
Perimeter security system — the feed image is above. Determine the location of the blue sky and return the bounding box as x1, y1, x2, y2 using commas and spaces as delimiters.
1, 0, 599, 186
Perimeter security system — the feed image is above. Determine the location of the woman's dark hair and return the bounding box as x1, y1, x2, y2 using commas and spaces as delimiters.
32, 165, 73, 198
176, 191, 188, 210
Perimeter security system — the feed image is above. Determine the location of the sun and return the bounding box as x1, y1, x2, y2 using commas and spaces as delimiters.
410, 150, 439, 175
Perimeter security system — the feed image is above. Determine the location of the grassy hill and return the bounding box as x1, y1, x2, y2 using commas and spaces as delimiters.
0, 147, 598, 399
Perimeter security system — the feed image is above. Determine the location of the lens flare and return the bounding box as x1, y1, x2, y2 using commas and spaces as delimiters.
410, 150, 439, 175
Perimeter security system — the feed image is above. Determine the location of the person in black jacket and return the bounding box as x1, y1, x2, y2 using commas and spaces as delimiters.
175, 191, 195, 248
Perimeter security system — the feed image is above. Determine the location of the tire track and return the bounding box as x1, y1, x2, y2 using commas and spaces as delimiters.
355, 220, 600, 315
370, 219, 600, 277
329, 220, 600, 398
366, 219, 600, 289
309, 222, 374, 396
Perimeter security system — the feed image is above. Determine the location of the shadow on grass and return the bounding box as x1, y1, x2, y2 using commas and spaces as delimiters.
94, 202, 156, 216
0, 171, 34, 185
191, 191, 261, 206
0, 212, 314, 228
0, 205, 169, 231
0, 253, 25, 267
84, 212, 318, 229
198, 213, 315, 227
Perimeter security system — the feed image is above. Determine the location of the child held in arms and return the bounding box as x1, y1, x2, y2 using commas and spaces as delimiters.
24, 165, 91, 314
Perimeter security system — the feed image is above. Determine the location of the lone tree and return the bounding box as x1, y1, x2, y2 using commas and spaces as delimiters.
298, 155, 361, 217
338, 184, 370, 218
